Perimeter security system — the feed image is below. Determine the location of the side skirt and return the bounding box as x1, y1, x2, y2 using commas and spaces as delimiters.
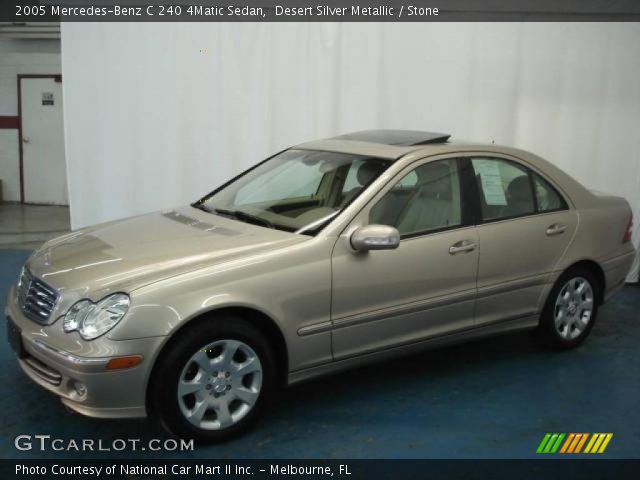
287, 314, 539, 386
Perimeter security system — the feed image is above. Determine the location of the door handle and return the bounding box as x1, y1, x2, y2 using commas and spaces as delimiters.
22, 136, 30, 144
546, 223, 566, 236
449, 240, 477, 255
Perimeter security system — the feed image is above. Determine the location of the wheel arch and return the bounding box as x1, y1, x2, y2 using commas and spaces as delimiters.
561, 259, 606, 305
145, 305, 289, 416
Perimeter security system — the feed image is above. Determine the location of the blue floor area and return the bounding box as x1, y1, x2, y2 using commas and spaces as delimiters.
1, 249, 639, 459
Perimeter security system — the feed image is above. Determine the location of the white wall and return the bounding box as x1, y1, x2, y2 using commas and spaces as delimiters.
61, 23, 640, 280
0, 38, 61, 202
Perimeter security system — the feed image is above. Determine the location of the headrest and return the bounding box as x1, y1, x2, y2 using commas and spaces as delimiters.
507, 176, 533, 203
418, 163, 452, 196
356, 160, 387, 186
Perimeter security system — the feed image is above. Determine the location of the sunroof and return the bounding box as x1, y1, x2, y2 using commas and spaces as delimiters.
333, 130, 450, 146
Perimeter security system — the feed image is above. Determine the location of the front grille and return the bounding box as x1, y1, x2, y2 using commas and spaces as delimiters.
17, 267, 59, 324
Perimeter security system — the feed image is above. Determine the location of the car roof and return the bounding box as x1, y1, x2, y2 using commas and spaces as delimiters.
295, 129, 494, 160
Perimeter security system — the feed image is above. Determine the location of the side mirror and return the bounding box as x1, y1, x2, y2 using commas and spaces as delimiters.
350, 224, 400, 252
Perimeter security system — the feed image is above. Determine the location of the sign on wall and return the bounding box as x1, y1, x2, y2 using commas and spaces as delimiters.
42, 92, 54, 106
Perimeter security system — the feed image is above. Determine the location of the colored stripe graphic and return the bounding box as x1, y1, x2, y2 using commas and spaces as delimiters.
537, 433, 565, 453
564, 433, 581, 453
550, 433, 565, 453
544, 433, 559, 453
560, 433, 575, 453
538, 433, 612, 454
537, 434, 552, 453
591, 434, 606, 452
568, 433, 582, 453
584, 434, 598, 453
574, 433, 589, 453
598, 434, 613, 453
584, 433, 614, 454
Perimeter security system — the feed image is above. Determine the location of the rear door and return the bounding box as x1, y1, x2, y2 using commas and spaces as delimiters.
468, 156, 578, 326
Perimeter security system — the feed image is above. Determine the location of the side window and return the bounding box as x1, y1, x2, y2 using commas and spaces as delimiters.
370, 159, 462, 237
339, 158, 389, 206
471, 158, 535, 221
533, 173, 567, 212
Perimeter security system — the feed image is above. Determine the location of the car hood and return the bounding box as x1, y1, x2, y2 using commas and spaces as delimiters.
27, 206, 307, 302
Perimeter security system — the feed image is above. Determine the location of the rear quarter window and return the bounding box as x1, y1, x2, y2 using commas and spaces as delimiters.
533, 173, 568, 212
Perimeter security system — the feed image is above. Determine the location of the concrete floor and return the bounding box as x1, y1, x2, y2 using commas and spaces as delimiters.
0, 205, 638, 459
0, 203, 70, 250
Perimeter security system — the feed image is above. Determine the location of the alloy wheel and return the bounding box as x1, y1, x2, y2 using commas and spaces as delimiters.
553, 277, 594, 340
177, 339, 263, 430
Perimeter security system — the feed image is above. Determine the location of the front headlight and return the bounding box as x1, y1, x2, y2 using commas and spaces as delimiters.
63, 293, 130, 340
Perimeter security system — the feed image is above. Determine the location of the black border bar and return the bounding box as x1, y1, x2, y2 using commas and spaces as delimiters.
2, 0, 640, 22
3, 459, 640, 480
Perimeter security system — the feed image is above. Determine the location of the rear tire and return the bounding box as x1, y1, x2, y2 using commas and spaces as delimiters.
149, 315, 276, 443
537, 266, 600, 349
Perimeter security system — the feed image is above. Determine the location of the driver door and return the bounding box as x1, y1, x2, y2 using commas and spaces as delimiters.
330, 157, 479, 360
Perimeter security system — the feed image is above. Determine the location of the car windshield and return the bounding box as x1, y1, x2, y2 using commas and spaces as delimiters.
195, 149, 391, 235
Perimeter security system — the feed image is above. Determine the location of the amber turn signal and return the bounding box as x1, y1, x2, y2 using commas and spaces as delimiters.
106, 356, 143, 370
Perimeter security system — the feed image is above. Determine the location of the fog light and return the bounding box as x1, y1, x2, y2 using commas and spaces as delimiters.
74, 382, 87, 397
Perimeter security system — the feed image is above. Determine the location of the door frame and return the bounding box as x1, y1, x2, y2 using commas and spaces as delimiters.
17, 73, 63, 203
330, 156, 480, 316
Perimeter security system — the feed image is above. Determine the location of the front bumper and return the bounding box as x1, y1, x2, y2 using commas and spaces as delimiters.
5, 285, 165, 419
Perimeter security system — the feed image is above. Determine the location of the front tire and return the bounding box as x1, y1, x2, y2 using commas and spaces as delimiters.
538, 267, 600, 349
149, 316, 276, 443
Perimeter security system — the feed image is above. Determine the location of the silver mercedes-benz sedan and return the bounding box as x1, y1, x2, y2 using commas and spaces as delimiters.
5, 130, 635, 441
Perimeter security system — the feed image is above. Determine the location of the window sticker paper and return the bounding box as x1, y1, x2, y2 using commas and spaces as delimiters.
475, 160, 507, 206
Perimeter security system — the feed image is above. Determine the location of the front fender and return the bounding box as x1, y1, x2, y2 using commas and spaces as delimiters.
107, 236, 335, 372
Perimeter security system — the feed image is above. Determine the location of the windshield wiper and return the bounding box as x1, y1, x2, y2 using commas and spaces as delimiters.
213, 208, 275, 229
191, 202, 212, 213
